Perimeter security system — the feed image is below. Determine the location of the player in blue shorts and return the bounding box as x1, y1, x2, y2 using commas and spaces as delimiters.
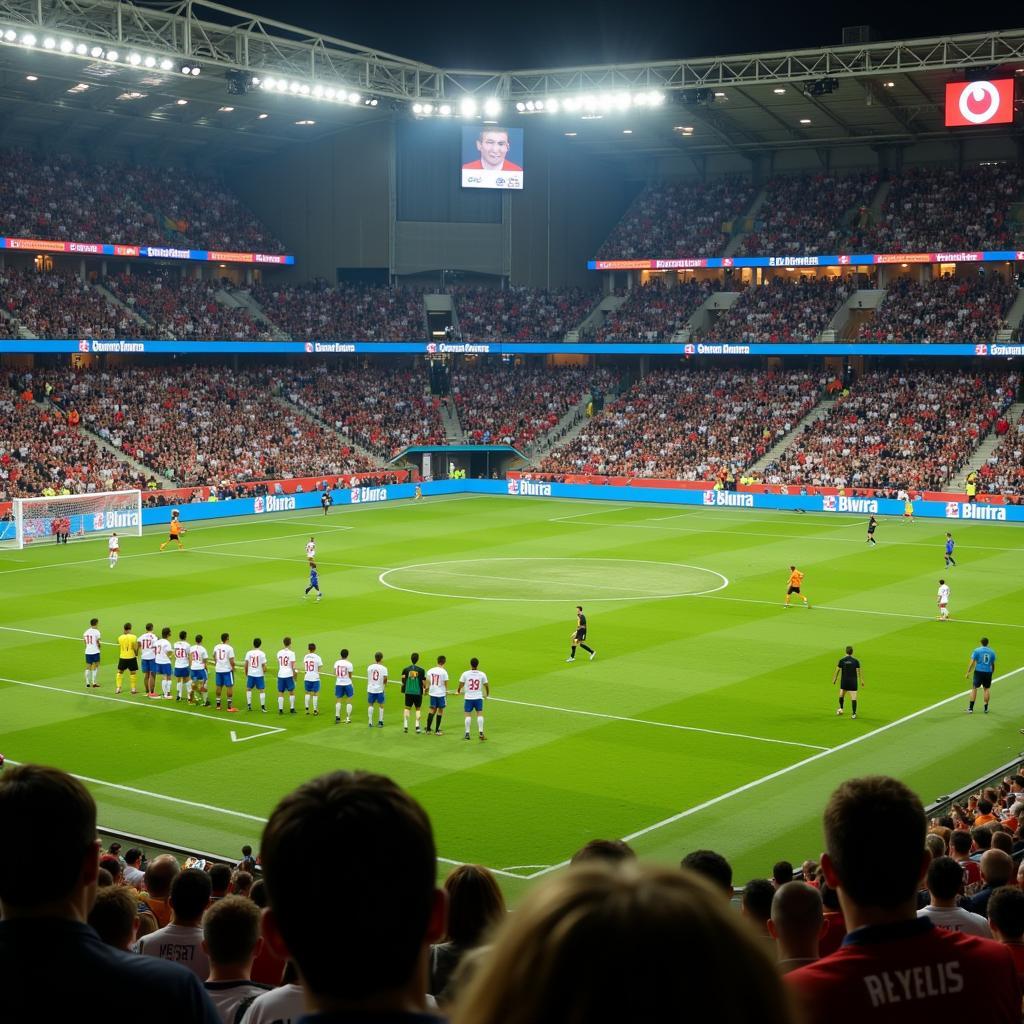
366, 652, 388, 727
458, 657, 490, 741
944, 532, 957, 568
276, 637, 297, 715
333, 648, 354, 725
966, 636, 996, 714
304, 562, 322, 602
426, 655, 449, 735
244, 638, 268, 712
188, 634, 209, 706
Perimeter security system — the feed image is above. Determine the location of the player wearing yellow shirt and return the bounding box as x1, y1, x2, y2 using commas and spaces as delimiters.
784, 566, 809, 608
115, 623, 140, 695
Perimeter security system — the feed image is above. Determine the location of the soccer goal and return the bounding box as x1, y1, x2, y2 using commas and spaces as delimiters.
2, 489, 143, 550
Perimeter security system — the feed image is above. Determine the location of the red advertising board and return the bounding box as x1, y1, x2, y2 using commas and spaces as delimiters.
944, 79, 1015, 127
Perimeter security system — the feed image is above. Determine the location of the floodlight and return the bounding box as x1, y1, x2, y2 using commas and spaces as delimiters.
482, 97, 501, 117
90, 46, 103, 58
59, 39, 73, 52
22, 33, 36, 46
460, 97, 477, 116
43, 37, 56, 49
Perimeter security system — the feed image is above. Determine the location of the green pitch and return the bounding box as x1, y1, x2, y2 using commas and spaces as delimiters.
2, 495, 1024, 901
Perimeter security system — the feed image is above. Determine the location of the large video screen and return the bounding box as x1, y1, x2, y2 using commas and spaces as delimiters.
461, 126, 524, 190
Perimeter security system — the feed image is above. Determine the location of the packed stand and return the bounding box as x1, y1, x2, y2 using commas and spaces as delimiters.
848, 164, 1024, 253
252, 281, 426, 341
451, 365, 617, 449
0, 147, 284, 252
0, 267, 130, 339
28, 366, 375, 487
449, 285, 598, 341
702, 276, 850, 343
595, 278, 717, 342
764, 369, 1018, 491
538, 368, 820, 479
281, 363, 445, 458
977, 407, 1024, 496
598, 177, 756, 260
738, 172, 879, 255
857, 273, 1017, 343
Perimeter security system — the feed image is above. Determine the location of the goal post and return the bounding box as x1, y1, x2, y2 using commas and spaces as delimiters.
4, 489, 143, 550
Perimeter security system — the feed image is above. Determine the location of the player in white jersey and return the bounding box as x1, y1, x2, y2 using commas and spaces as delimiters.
302, 642, 324, 716
213, 632, 238, 712
188, 634, 208, 705
153, 626, 174, 699
333, 647, 354, 724
138, 623, 158, 697
83, 617, 101, 689
425, 655, 449, 735
276, 638, 297, 715
244, 638, 268, 712
108, 532, 119, 568
458, 657, 490, 741
937, 579, 951, 621
172, 630, 191, 701
366, 652, 388, 728
306, 537, 316, 563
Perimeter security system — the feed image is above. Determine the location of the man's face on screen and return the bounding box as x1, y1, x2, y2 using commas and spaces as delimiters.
476, 132, 510, 168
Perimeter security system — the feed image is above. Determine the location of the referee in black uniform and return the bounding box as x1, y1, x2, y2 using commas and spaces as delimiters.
566, 606, 596, 663
832, 645, 863, 719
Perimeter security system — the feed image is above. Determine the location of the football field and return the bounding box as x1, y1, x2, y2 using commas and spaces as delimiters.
2, 494, 1024, 900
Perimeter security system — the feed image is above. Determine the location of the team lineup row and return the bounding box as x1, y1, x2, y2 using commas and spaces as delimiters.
82, 620, 492, 738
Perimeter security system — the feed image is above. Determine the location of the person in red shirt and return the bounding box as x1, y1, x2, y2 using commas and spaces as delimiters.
786, 776, 1021, 1024
461, 128, 523, 172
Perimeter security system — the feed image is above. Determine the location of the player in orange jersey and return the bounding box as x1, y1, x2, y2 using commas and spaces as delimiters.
159, 510, 185, 551
784, 565, 809, 608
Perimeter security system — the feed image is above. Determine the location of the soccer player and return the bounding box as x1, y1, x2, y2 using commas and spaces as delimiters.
966, 636, 996, 714
320, 491, 332, 515
902, 493, 914, 523
414, 483, 423, 502
458, 657, 489, 741
154, 627, 174, 699
304, 561, 322, 602
832, 645, 863, 719
784, 566, 809, 608
172, 630, 191, 702
866, 515, 877, 547
244, 638, 267, 712
138, 622, 158, 697
213, 633, 237, 712
937, 578, 951, 621
401, 652, 427, 734
366, 651, 388, 728
188, 634, 208, 706
51, 516, 60, 544
306, 537, 316, 563
302, 642, 323, 716
115, 622, 139, 696
426, 655, 449, 735
160, 511, 184, 552
83, 617, 101, 689
566, 605, 596, 662
944, 532, 957, 567
333, 647, 354, 724
276, 638, 297, 715
108, 531, 119, 568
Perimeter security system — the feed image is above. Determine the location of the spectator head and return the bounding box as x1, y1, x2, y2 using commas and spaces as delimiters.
768, 881, 824, 961
980, 849, 1014, 888
260, 771, 443, 1009
989, 886, 1024, 942
0, 764, 99, 917
741, 879, 776, 934
977, 799, 994, 816
570, 839, 637, 866
800, 859, 818, 881
99, 854, 123, 883
950, 830, 973, 857
96, 868, 114, 888
449, 862, 792, 1024
680, 849, 733, 898
249, 878, 268, 908
925, 856, 965, 903
821, 776, 926, 911
443, 865, 506, 947
924, 833, 945, 861
124, 848, 144, 868
972, 826, 994, 852
88, 884, 139, 950
208, 862, 232, 897
143, 854, 180, 899
169, 868, 212, 925
203, 895, 262, 974
231, 870, 253, 897
772, 861, 794, 888
991, 831, 1013, 855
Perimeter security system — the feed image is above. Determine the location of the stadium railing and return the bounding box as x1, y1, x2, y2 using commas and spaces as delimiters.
97, 824, 260, 877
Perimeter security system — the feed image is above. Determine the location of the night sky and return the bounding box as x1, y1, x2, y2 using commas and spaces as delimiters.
234, 3, 1022, 69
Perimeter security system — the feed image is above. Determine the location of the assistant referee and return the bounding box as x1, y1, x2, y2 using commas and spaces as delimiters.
566, 606, 596, 663
832, 645, 863, 719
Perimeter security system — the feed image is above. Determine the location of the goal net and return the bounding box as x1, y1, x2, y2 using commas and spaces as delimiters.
1, 489, 143, 550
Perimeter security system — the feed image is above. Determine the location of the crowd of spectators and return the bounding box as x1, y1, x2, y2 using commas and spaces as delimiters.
702, 275, 851, 343
598, 177, 756, 259
0, 147, 284, 253
595, 278, 717, 342
539, 368, 820, 480
451, 365, 616, 449
977, 407, 1024, 496
448, 285, 598, 342
765, 369, 1019, 491
0, 267, 130, 339
857, 273, 1018, 343
738, 172, 879, 256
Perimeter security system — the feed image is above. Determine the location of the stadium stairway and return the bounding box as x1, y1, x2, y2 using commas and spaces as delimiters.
866, 179, 891, 222
950, 400, 1024, 489
581, 293, 626, 337
527, 396, 600, 464
95, 283, 151, 332
1001, 287, 1024, 336
0, 307, 32, 338
218, 288, 290, 341
55, 407, 162, 484
747, 396, 838, 476
723, 184, 769, 256
273, 395, 382, 466
823, 288, 886, 340
440, 397, 464, 443
688, 291, 743, 335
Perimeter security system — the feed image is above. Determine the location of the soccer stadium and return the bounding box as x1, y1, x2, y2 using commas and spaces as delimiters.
3, 2, 1024, 1019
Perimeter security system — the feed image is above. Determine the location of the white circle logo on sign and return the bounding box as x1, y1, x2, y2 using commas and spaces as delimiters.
958, 81, 1002, 124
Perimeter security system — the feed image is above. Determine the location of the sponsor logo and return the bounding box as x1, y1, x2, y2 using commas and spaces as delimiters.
143, 246, 191, 260
694, 343, 751, 355
959, 503, 1007, 521
88, 341, 146, 353
209, 251, 254, 263
655, 259, 708, 270
352, 486, 387, 504
305, 343, 314, 353
702, 491, 755, 507
875, 253, 930, 264
507, 479, 519, 494
838, 254, 850, 265
265, 495, 296, 512
78, 340, 90, 352
253, 497, 265, 514
93, 512, 104, 530
833, 496, 878, 514
976, 344, 989, 356
309, 342, 356, 353
253, 253, 291, 264
992, 344, 1024, 356
100, 510, 140, 529
506, 175, 522, 188
822, 496, 836, 511
684, 344, 695, 355
508, 479, 552, 497
426, 343, 438, 354
68, 242, 103, 254
466, 175, 482, 184
495, 177, 506, 186
945, 79, 1015, 127
935, 252, 981, 262
722, 257, 734, 267
945, 502, 960, 518
1017, 251, 1024, 261
433, 343, 490, 354
768, 255, 820, 267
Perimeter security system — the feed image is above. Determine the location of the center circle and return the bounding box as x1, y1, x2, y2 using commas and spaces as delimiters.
378, 557, 728, 603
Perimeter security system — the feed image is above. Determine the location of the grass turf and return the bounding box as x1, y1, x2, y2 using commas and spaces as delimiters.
1, 493, 1023, 901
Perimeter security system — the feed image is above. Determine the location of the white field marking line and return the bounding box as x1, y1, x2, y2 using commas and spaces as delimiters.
523, 663, 1024, 882
0, 675, 284, 738
185, 548, 393, 572
546, 505, 633, 523
646, 510, 702, 522
0, 757, 522, 878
